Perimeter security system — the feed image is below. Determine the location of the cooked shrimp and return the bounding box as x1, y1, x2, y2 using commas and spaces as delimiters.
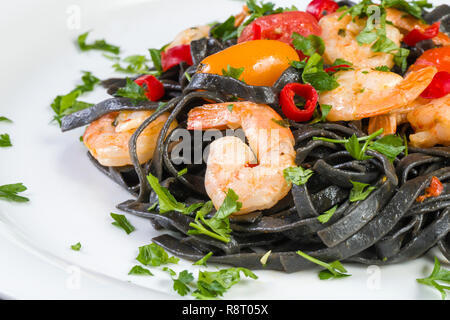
319, 66, 437, 121
386, 8, 450, 46
83, 110, 177, 167
234, 5, 250, 27
165, 25, 210, 50
187, 102, 296, 215
319, 11, 402, 68
407, 94, 450, 148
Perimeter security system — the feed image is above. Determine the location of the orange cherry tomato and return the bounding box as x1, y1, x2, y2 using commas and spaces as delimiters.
198, 40, 300, 86
410, 46, 450, 73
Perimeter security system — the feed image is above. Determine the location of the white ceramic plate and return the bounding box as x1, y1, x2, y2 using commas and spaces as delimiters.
0, 0, 447, 300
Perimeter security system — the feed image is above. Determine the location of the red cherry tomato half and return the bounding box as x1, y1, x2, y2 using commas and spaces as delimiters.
238, 11, 322, 57
161, 44, 193, 72
134, 75, 165, 101
306, 0, 339, 21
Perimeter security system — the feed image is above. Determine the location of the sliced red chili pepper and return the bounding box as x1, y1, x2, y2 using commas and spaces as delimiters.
324, 64, 352, 73
416, 176, 444, 202
251, 23, 262, 40
419, 71, 450, 99
403, 22, 440, 47
279, 83, 318, 122
134, 75, 165, 101
161, 44, 193, 72
306, 0, 339, 21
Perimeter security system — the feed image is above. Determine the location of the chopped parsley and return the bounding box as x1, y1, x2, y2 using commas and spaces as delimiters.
222, 65, 245, 82
317, 205, 338, 223
110, 213, 135, 234
70, 242, 82, 251
193, 252, 214, 267
51, 71, 99, 124
283, 166, 314, 186
292, 33, 325, 57
417, 257, 450, 300
113, 55, 152, 75
171, 270, 195, 296
310, 104, 332, 124
368, 134, 405, 161
0, 116, 12, 123
0, 183, 29, 202
148, 48, 163, 76
188, 191, 242, 243
374, 65, 391, 72
128, 265, 154, 276
136, 243, 179, 266
192, 267, 258, 300
349, 180, 376, 202
177, 168, 188, 177
114, 78, 148, 102
77, 31, 120, 54
302, 53, 340, 92
211, 16, 238, 41
296, 250, 351, 279
146, 173, 204, 214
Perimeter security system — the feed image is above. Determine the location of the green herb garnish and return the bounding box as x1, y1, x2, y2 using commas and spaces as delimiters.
0, 116, 12, 123
310, 104, 332, 124
146, 173, 203, 214
211, 16, 238, 41
115, 78, 148, 102
283, 166, 314, 185
171, 270, 195, 296
110, 213, 135, 234
222, 65, 245, 82
416, 257, 450, 300
317, 205, 338, 223
192, 267, 258, 300
177, 168, 188, 177
292, 33, 325, 57
374, 65, 390, 72
77, 31, 120, 54
136, 243, 179, 266
0, 134, 12, 147
188, 191, 241, 243
302, 53, 340, 92
368, 134, 405, 161
128, 265, 154, 276
71, 242, 82, 251
271, 118, 290, 128
0, 183, 29, 202
149, 48, 163, 76
113, 55, 152, 75
349, 180, 376, 202
193, 252, 214, 267
296, 250, 351, 279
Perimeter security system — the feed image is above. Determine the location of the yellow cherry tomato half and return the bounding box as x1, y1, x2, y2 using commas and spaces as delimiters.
198, 40, 300, 86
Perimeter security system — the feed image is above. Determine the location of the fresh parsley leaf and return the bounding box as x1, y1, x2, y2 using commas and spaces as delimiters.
211, 16, 238, 41
349, 180, 376, 202
188, 191, 241, 243
368, 134, 405, 161
283, 166, 314, 185
227, 104, 234, 112
71, 242, 82, 251
51, 71, 99, 124
310, 104, 332, 124
0, 183, 29, 202
128, 265, 154, 276
260, 250, 272, 267
146, 173, 203, 214
317, 205, 338, 223
292, 33, 325, 57
148, 48, 163, 75
162, 267, 177, 276
192, 267, 258, 300
345, 134, 373, 160
77, 31, 120, 54
136, 243, 179, 266
296, 250, 351, 279
416, 257, 450, 300
172, 270, 195, 296
290, 59, 307, 70
0, 133, 12, 147
222, 65, 245, 82
110, 213, 135, 234
0, 116, 12, 123
193, 252, 213, 267
113, 55, 151, 75
374, 65, 390, 72
115, 78, 148, 101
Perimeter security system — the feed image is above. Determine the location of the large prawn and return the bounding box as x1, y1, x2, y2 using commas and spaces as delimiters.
187, 102, 296, 215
